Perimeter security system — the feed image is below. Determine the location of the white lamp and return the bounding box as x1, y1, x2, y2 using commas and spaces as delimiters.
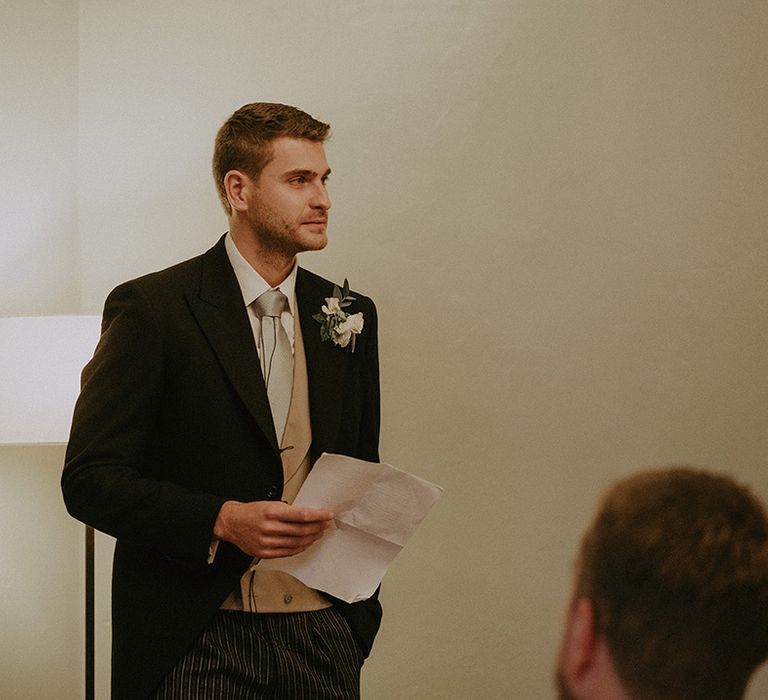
0, 316, 101, 443
0, 315, 102, 700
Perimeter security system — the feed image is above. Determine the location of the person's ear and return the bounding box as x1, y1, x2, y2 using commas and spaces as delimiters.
562, 597, 597, 685
224, 170, 251, 214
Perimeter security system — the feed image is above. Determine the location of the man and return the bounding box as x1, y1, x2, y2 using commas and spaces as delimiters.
556, 466, 768, 700
62, 103, 382, 699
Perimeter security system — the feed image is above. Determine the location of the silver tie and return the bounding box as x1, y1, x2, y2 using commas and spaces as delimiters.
253, 289, 293, 440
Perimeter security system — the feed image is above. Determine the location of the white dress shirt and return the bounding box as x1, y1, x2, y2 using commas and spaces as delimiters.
224, 232, 297, 354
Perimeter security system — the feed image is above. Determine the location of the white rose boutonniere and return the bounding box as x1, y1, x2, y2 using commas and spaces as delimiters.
313, 279, 364, 352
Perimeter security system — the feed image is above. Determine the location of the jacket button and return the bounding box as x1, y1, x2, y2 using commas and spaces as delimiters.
266, 485, 279, 498
283, 594, 293, 605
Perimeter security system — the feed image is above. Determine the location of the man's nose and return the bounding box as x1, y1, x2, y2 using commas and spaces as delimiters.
310, 182, 331, 211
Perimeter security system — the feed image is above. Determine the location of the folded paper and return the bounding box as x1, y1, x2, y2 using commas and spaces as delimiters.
259, 453, 443, 602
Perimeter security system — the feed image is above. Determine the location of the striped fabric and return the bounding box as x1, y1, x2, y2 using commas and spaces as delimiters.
152, 607, 363, 699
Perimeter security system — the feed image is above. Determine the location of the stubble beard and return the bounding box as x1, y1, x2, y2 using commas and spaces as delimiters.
249, 206, 327, 266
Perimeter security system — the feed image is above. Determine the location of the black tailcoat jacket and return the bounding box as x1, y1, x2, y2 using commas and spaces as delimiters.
62, 236, 382, 699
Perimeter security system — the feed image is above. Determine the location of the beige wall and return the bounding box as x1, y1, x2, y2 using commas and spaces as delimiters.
0, 2, 83, 698
0, 1, 80, 316
0, 448, 84, 700
4, 1, 768, 697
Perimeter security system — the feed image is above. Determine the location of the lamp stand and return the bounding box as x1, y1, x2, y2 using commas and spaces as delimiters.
85, 526, 94, 700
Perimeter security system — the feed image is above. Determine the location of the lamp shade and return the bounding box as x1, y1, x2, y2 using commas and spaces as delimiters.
0, 315, 101, 444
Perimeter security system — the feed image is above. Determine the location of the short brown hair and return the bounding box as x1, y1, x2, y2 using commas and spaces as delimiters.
212, 102, 330, 214
577, 467, 768, 700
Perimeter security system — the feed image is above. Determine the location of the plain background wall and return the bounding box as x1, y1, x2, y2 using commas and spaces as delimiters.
3, 1, 768, 697
0, 2, 83, 699
0, 0, 80, 315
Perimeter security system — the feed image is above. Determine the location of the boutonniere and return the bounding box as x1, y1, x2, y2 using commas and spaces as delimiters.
313, 279, 364, 352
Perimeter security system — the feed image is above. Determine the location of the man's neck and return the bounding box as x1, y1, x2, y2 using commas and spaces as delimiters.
229, 228, 296, 288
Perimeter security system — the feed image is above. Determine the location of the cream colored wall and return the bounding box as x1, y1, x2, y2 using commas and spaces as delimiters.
0, 448, 83, 700
4, 1, 768, 698
1, 1, 80, 316
0, 2, 84, 699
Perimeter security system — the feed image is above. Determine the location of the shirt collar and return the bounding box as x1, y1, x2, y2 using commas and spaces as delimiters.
224, 232, 297, 313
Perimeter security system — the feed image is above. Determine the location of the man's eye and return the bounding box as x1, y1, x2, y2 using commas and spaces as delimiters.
290, 176, 307, 184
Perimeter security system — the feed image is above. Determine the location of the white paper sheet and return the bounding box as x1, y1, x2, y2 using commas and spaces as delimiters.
258, 453, 443, 603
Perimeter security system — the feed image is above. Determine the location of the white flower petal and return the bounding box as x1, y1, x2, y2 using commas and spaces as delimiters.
324, 297, 342, 314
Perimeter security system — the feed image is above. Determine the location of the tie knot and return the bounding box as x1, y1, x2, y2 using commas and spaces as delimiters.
254, 289, 288, 319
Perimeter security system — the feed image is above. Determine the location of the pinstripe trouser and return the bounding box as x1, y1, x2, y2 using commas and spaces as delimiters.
152, 608, 364, 699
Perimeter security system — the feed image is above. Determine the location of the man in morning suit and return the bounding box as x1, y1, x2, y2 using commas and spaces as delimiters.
62, 103, 382, 699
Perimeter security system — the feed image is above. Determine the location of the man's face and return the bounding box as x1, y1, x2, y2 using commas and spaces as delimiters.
555, 664, 577, 700
554, 563, 583, 700
244, 136, 332, 258
555, 606, 579, 700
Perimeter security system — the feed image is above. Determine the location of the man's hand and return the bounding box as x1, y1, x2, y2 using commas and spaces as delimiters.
213, 500, 334, 559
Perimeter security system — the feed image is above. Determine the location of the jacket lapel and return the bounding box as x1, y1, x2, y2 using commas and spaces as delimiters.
185, 237, 280, 454
296, 267, 344, 455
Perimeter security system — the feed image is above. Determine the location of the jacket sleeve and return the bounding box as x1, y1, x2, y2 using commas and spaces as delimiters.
61, 281, 226, 568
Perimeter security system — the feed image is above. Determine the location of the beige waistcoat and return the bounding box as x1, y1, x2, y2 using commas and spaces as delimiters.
221, 305, 331, 613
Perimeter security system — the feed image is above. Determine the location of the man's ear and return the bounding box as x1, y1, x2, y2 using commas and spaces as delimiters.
223, 170, 251, 213
562, 597, 597, 685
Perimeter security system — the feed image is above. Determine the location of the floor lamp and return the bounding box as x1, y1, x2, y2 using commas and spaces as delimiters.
0, 315, 102, 700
